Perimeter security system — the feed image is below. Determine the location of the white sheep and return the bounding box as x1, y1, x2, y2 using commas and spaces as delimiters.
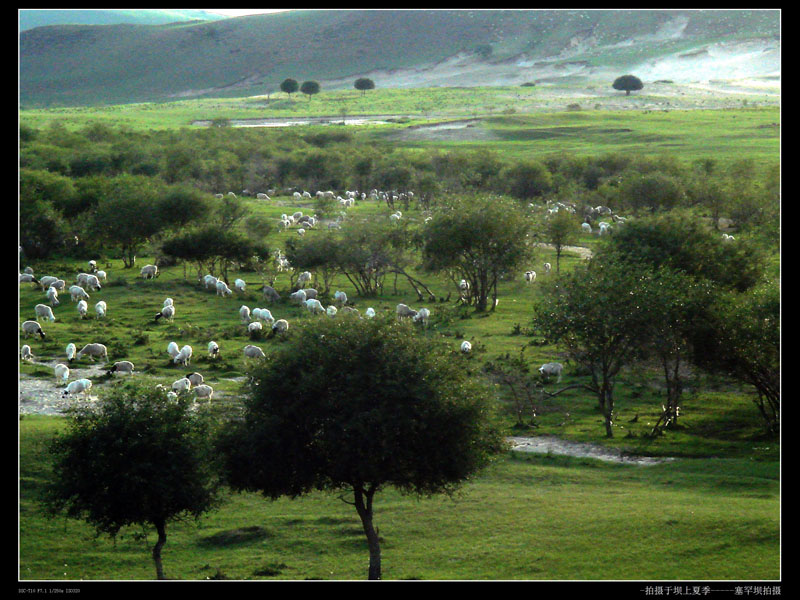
365, 307, 376, 319
248, 321, 263, 335
108, 361, 135, 375
34, 303, 56, 322
62, 378, 92, 397
262, 285, 281, 303
525, 270, 537, 283
396, 303, 418, 320
254, 307, 275, 324
76, 343, 108, 362
54, 363, 70, 383
21, 320, 46, 339
51, 279, 66, 291
187, 372, 204, 387
85, 274, 101, 291
163, 298, 174, 307
173, 345, 193, 366
66, 343, 76, 362
243, 344, 266, 359
77, 300, 88, 319
538, 362, 564, 383
140, 264, 159, 279
38, 275, 58, 290
413, 307, 431, 326
302, 288, 318, 300
46, 286, 60, 306
297, 271, 312, 286
96, 270, 107, 282
204, 274, 218, 290
334, 290, 348, 306
167, 341, 180, 359
216, 280, 233, 297
20, 273, 38, 285
581, 222, 592, 234
544, 263, 552, 274
271, 319, 289, 335
208, 341, 220, 359
305, 298, 324, 315
234, 278, 247, 293
95, 300, 107, 319
460, 340, 472, 353
21, 345, 34, 361
172, 377, 191, 393
154, 304, 175, 322
297, 228, 306, 237
240, 305, 252, 324
326, 305, 338, 318
193, 384, 214, 403
88, 260, 97, 273
459, 279, 470, 294
256, 193, 269, 200
69, 285, 90, 302
290, 289, 308, 305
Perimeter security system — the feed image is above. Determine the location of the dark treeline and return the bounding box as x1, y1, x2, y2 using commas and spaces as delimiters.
20, 121, 779, 262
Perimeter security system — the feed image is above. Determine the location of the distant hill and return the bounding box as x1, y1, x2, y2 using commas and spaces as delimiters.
18, 9, 224, 31
19, 9, 780, 107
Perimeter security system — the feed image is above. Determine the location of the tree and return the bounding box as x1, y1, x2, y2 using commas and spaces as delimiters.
216, 317, 505, 580
354, 77, 375, 96
300, 80, 320, 101
501, 160, 553, 200
280, 78, 299, 98
43, 384, 222, 580
421, 195, 534, 311
612, 74, 644, 96
534, 260, 661, 437
619, 172, 684, 213
543, 210, 578, 274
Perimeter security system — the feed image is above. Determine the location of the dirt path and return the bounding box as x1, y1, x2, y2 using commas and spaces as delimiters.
509, 435, 673, 465
536, 243, 594, 260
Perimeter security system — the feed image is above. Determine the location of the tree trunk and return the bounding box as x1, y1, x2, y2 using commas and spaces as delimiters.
353, 486, 381, 580
602, 382, 614, 438
625, 90, 631, 96
151, 519, 167, 580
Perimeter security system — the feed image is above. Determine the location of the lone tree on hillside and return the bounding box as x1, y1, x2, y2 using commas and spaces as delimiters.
613, 74, 644, 96
43, 384, 222, 580
280, 78, 299, 98
543, 209, 578, 274
354, 77, 375, 96
300, 80, 321, 101
216, 317, 506, 580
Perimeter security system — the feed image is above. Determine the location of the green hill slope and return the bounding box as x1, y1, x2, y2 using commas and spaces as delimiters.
18, 9, 223, 31
19, 9, 779, 107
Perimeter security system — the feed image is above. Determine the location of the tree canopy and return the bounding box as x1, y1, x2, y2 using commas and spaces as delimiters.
354, 77, 375, 96
613, 74, 644, 96
280, 78, 299, 96
300, 80, 321, 99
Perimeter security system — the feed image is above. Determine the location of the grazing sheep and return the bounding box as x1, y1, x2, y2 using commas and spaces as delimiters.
108, 361, 135, 375
167, 341, 180, 360
216, 280, 233, 297
365, 307, 376, 318
262, 285, 281, 303
95, 300, 107, 319
290, 289, 308, 305
341, 306, 359, 317
292, 211, 303, 221
297, 228, 306, 237
240, 305, 252, 324
396, 303, 418, 320
163, 298, 173, 307
35, 303, 56, 322
23, 266, 34, 275
722, 233, 736, 241
248, 321, 263, 335
66, 343, 76, 362
172, 377, 191, 393
62, 378, 92, 397
326, 305, 338, 318
21, 345, 34, 361
214, 194, 224, 199
51, 279, 66, 291
334, 290, 348, 306
538, 362, 564, 383
76, 343, 108, 362
173, 345, 193, 366
305, 298, 324, 315
38, 275, 59, 290
22, 320, 46, 339
525, 270, 537, 283
76, 272, 91, 288
271, 319, 289, 335
85, 274, 102, 291
187, 372, 204, 387
54, 363, 70, 383
598, 222, 611, 235
297, 271, 312, 287
96, 270, 107, 282
459, 279, 470, 294
460, 341, 472, 353
234, 278, 246, 293
20, 273, 38, 285
243, 344, 266, 359
413, 308, 431, 326
193, 384, 214, 403
256, 193, 269, 200
302, 288, 318, 300
204, 275, 218, 290
77, 300, 88, 319
544, 263, 552, 274
69, 285, 90, 302
46, 286, 60, 306
88, 260, 97, 273
154, 304, 175, 322
254, 308, 275, 324
140, 264, 159, 279
208, 341, 220, 359
581, 222, 592, 234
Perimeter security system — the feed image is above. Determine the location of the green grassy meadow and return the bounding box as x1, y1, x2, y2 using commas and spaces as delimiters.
18, 87, 780, 581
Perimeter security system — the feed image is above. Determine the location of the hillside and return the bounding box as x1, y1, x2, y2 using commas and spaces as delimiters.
18, 9, 223, 31
19, 9, 780, 107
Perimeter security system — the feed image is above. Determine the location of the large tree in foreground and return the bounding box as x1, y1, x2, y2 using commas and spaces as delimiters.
43, 384, 222, 580
216, 316, 506, 580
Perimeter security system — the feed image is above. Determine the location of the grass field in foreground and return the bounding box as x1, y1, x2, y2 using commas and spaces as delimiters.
19, 415, 779, 581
